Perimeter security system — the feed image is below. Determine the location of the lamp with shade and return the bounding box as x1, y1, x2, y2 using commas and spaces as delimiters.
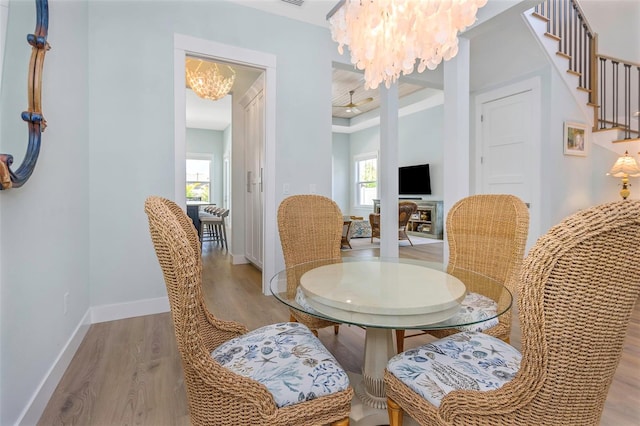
608, 151, 640, 199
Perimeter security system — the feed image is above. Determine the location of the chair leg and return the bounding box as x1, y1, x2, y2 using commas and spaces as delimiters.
395, 329, 405, 353
199, 222, 205, 247
331, 418, 350, 426
387, 398, 404, 426
220, 221, 228, 250
334, 325, 340, 334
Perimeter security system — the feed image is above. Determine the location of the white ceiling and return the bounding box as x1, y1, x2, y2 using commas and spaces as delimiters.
227, 0, 337, 28
185, 89, 232, 131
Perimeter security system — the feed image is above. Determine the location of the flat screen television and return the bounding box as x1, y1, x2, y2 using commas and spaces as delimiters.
399, 164, 431, 195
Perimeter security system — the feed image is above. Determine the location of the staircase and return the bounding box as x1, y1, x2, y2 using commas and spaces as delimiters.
523, 0, 640, 154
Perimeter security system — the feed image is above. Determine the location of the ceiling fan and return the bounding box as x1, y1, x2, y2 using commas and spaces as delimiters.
335, 90, 373, 114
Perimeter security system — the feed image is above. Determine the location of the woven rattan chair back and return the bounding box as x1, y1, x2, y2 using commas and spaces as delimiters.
445, 194, 529, 340
386, 200, 640, 425
509, 199, 640, 425
395, 194, 529, 351
369, 213, 381, 242
398, 201, 418, 243
277, 195, 343, 333
145, 196, 352, 425
398, 201, 418, 228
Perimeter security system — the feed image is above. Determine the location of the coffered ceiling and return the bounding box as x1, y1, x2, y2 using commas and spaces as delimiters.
331, 68, 427, 119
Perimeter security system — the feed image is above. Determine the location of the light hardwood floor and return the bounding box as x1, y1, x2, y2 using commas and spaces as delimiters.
38, 241, 640, 425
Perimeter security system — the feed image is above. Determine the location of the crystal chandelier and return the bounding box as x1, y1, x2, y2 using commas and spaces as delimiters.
327, 0, 488, 90
186, 61, 236, 101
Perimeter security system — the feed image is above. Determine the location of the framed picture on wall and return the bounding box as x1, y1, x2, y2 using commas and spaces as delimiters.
563, 121, 588, 156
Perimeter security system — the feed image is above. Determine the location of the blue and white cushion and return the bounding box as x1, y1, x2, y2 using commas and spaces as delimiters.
387, 331, 521, 407
451, 292, 499, 332
295, 287, 318, 314
211, 322, 349, 408
350, 220, 372, 238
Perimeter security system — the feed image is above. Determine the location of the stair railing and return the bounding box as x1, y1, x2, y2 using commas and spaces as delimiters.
597, 55, 640, 139
534, 0, 639, 140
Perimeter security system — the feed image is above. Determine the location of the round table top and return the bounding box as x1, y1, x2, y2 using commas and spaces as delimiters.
269, 257, 512, 329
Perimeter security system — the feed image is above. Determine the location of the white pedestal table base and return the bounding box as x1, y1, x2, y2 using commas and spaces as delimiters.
347, 371, 419, 426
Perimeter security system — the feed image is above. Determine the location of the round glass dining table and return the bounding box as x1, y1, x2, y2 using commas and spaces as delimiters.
269, 257, 512, 424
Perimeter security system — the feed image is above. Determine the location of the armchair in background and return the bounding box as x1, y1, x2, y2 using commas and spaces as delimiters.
369, 201, 418, 245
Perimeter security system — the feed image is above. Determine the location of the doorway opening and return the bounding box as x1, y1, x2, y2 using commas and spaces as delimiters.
174, 34, 277, 294
184, 55, 263, 250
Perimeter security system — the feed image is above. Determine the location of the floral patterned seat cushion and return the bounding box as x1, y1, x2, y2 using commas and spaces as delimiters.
387, 331, 521, 407
211, 322, 350, 408
295, 287, 318, 314
451, 292, 499, 332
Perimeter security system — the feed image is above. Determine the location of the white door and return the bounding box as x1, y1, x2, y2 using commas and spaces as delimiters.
223, 156, 230, 210
243, 84, 265, 269
478, 83, 540, 251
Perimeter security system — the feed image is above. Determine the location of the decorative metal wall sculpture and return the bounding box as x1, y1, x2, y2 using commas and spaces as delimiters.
0, 0, 50, 190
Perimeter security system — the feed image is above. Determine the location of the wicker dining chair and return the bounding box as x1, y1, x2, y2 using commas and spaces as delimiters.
385, 200, 640, 426
277, 194, 343, 335
395, 194, 529, 352
144, 196, 353, 426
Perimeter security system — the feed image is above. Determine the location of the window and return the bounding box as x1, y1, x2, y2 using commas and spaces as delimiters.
186, 159, 211, 202
355, 154, 377, 206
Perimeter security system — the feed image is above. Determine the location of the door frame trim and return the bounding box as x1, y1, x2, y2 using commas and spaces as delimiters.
474, 76, 541, 250
174, 33, 276, 294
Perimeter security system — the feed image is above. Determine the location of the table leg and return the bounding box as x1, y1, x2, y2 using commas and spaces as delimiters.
355, 327, 395, 409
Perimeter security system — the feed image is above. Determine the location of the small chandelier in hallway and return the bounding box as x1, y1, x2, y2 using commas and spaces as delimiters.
327, 0, 488, 90
186, 60, 236, 101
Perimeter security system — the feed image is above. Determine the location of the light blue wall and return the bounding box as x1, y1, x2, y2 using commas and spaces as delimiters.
399, 107, 444, 200
186, 127, 224, 206
0, 1, 89, 424
331, 133, 350, 214
341, 106, 444, 218
87, 0, 335, 309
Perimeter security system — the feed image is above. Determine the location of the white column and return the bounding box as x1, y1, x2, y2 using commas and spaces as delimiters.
443, 37, 471, 261
379, 84, 399, 259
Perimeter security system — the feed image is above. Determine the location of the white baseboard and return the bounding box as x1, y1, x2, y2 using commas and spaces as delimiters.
90, 296, 170, 324
18, 296, 171, 425
18, 310, 92, 426
231, 253, 249, 265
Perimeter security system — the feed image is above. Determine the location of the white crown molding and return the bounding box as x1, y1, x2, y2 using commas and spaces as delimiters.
332, 88, 444, 134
